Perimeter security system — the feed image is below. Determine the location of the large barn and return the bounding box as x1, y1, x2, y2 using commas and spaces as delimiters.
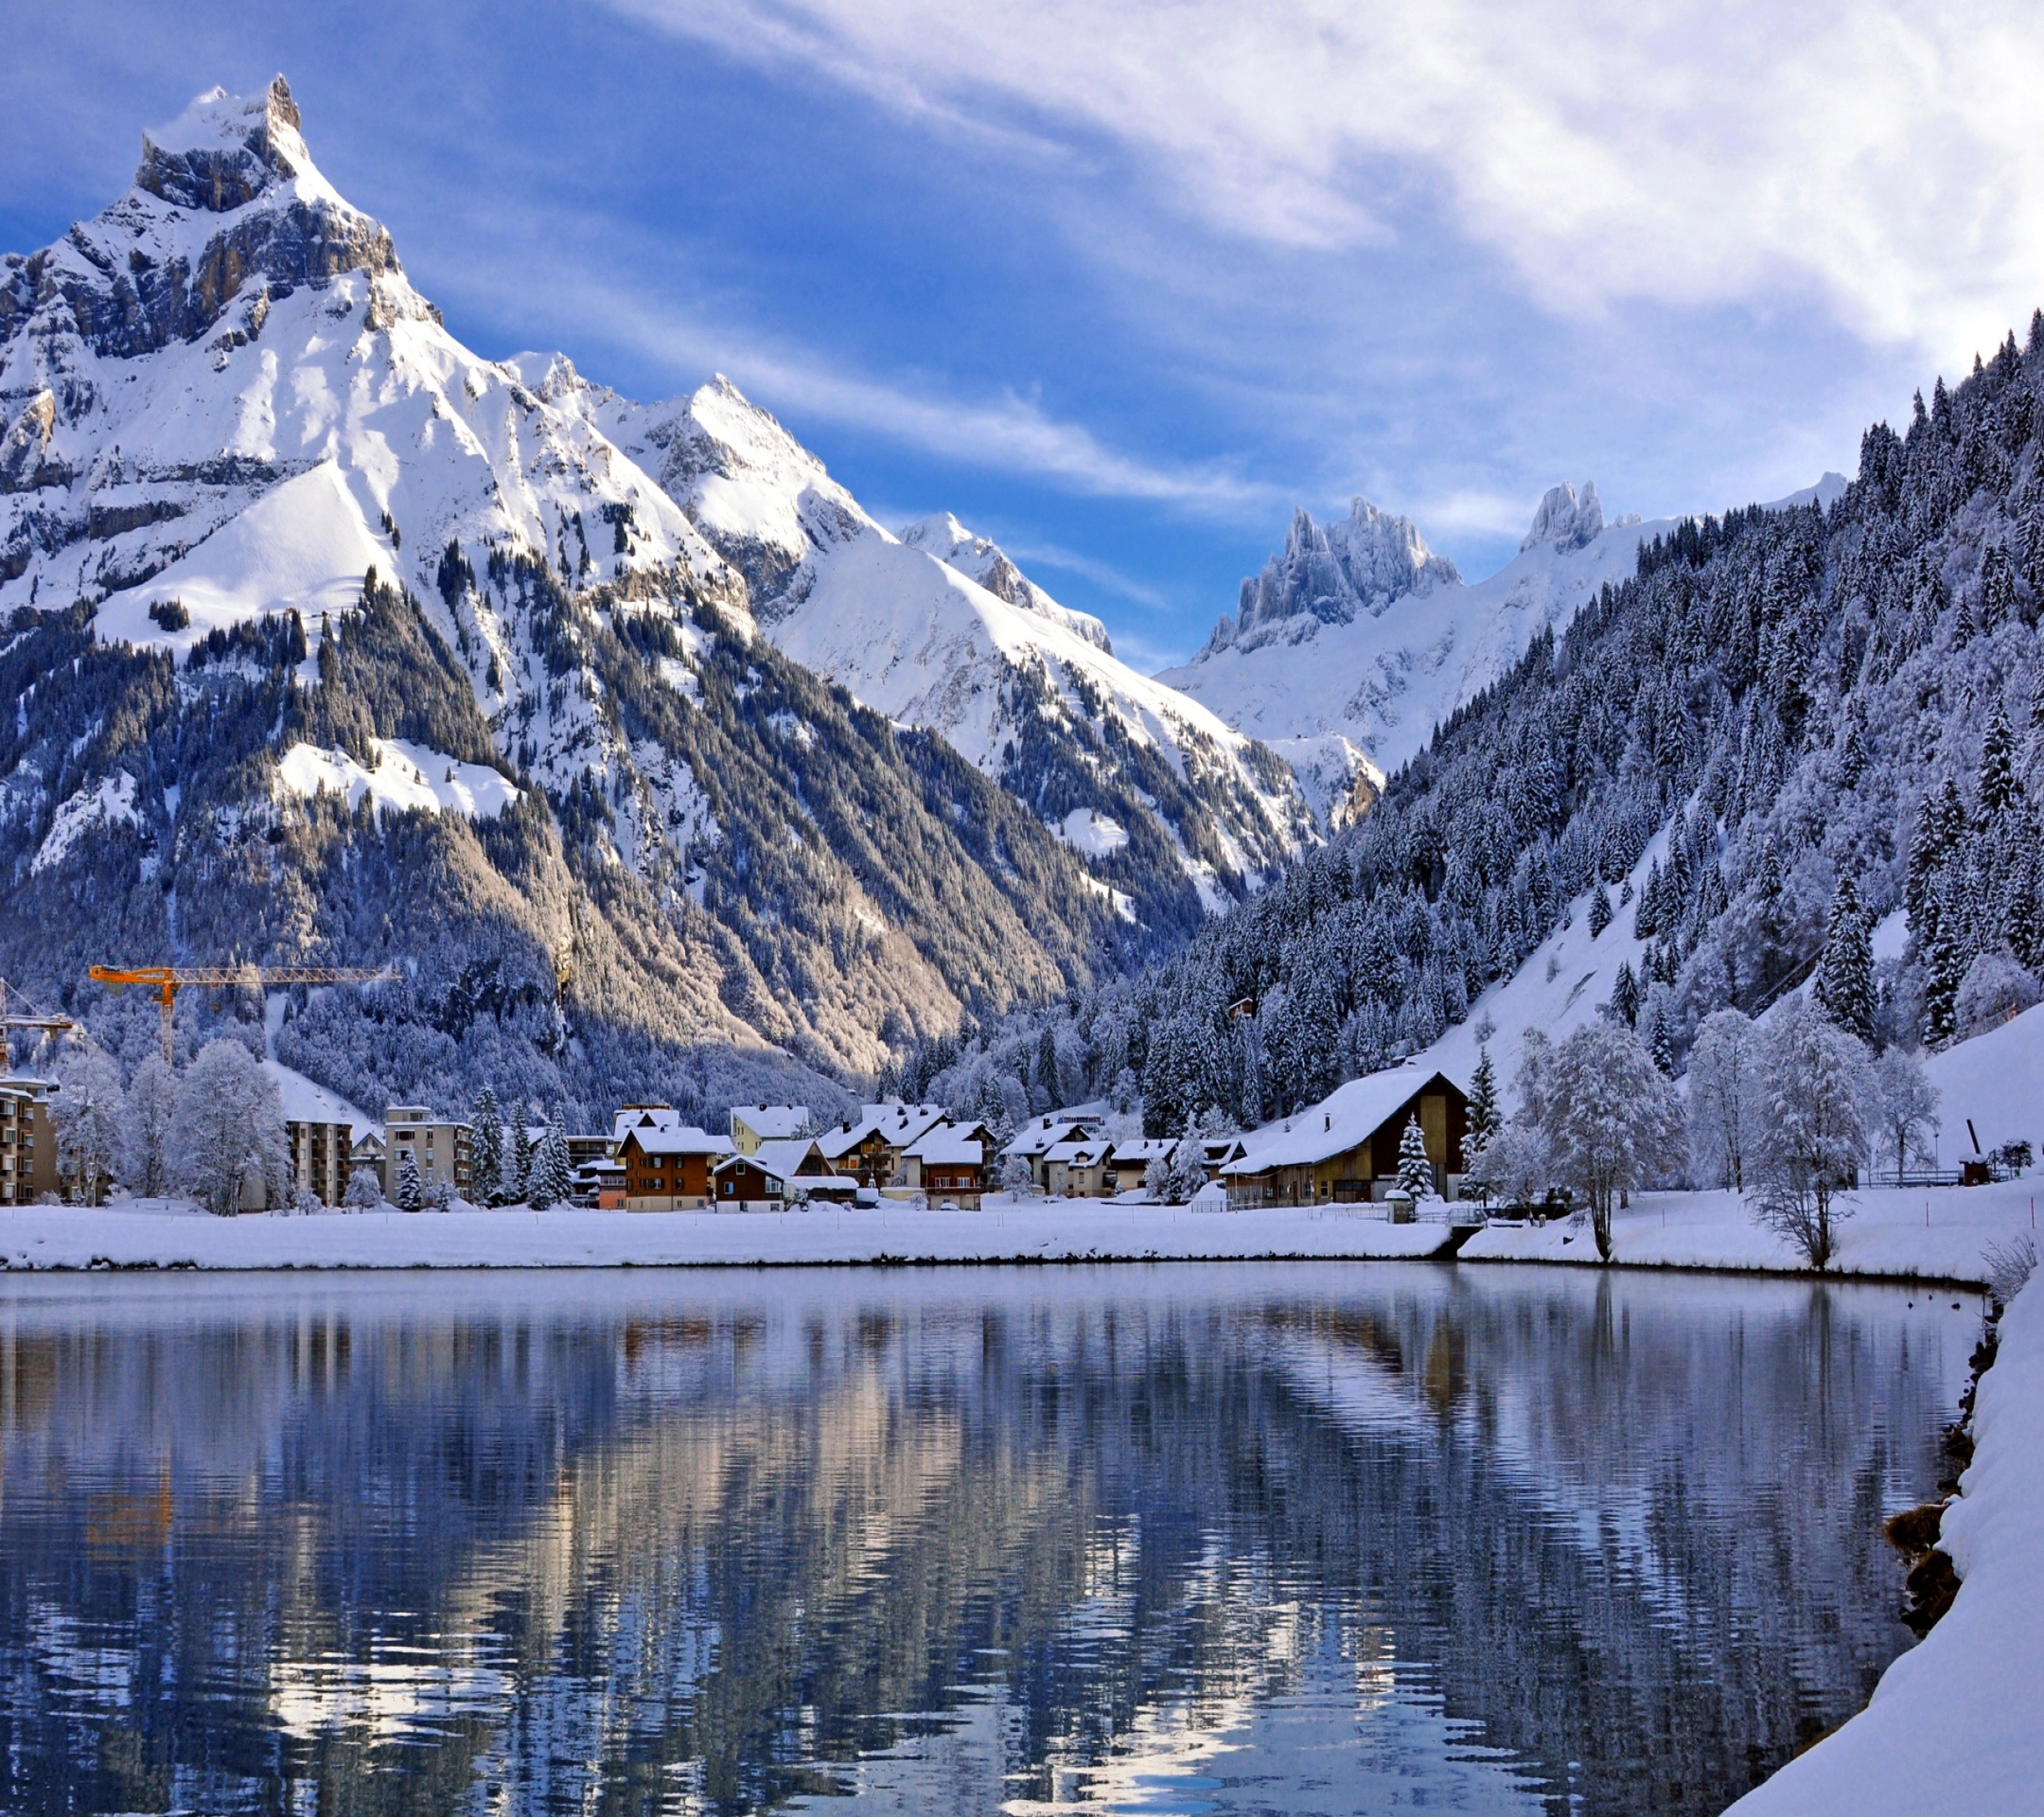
1222, 1067, 1470, 1208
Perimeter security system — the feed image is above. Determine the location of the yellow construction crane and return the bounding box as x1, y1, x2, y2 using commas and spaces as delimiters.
89, 964, 400, 1065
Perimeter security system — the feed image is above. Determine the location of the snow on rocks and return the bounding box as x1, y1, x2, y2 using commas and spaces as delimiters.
274, 738, 518, 820
1724, 1272, 2044, 1816
30, 771, 137, 873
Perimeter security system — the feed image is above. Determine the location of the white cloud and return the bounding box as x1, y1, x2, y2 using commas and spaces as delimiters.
605, 0, 2044, 365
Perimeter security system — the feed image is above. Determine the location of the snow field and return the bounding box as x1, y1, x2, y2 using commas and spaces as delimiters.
1726, 1268, 2044, 1816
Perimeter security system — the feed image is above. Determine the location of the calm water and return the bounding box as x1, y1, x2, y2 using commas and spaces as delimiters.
0, 1264, 1976, 1816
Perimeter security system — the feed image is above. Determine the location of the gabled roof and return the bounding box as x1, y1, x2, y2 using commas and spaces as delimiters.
621, 1124, 732, 1159
907, 1129, 983, 1166
818, 1102, 946, 1158
613, 1104, 681, 1140
730, 1104, 811, 1139
1222, 1067, 1463, 1174
1003, 1112, 1108, 1160
1110, 1138, 1173, 1165
753, 1138, 835, 1178
1044, 1138, 1112, 1165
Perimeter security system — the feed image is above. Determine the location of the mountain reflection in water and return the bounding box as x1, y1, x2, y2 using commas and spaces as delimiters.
0, 1264, 1971, 1815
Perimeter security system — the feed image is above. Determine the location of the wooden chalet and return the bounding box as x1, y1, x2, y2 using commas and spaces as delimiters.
711, 1138, 844, 1208
620, 1122, 733, 1210
818, 1103, 948, 1187
1222, 1067, 1469, 1208
901, 1122, 990, 1206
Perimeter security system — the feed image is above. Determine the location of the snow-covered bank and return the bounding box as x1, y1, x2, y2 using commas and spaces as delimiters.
1727, 1274, 2044, 1816
1462, 1180, 2037, 1286
0, 1198, 1454, 1272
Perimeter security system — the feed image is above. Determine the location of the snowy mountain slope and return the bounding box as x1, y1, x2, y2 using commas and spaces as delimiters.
531, 360, 1319, 931
1160, 476, 1850, 784
0, 78, 1145, 1117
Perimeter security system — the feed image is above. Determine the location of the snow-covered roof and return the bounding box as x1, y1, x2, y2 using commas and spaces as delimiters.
1110, 1139, 1173, 1165
818, 1102, 945, 1157
621, 1124, 731, 1158
906, 1129, 982, 1166
728, 1138, 831, 1180
1003, 1108, 1109, 1159
1044, 1139, 1112, 1166
1222, 1067, 1460, 1174
614, 1104, 682, 1139
731, 1105, 810, 1140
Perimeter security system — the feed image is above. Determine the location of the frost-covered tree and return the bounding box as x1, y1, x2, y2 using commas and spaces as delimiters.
344, 1164, 384, 1209
1955, 948, 2042, 1038
52, 1050, 124, 1205
1751, 1002, 1872, 1271
1396, 1115, 1435, 1199
1610, 961, 1640, 1028
1588, 887, 1612, 940
119, 1054, 180, 1198
1537, 1020, 1684, 1261
1688, 1009, 1761, 1190
394, 1147, 423, 1212
528, 1110, 573, 1209
1466, 1122, 1552, 1212
1866, 1046, 1941, 1186
507, 1112, 535, 1204
1145, 1125, 1210, 1204
1461, 1044, 1502, 1201
170, 1038, 289, 1216
1814, 878, 1876, 1043
469, 1085, 503, 1203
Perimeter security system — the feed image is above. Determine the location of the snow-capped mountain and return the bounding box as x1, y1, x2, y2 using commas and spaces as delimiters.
0, 78, 1171, 1117
525, 359, 1317, 929
1158, 484, 1667, 781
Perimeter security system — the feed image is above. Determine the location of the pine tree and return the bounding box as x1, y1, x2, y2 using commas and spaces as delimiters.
1980, 705, 2020, 820
1588, 886, 1612, 939
1642, 994, 1676, 1074
1980, 545, 2017, 629
395, 1147, 423, 1212
1814, 877, 1876, 1042
1397, 1115, 1435, 1199
508, 1111, 535, 1204
1465, 1046, 1500, 1163
528, 1109, 573, 1210
470, 1085, 503, 1203
1612, 960, 1640, 1027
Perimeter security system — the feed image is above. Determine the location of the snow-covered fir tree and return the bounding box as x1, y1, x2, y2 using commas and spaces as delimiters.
470, 1086, 503, 1203
1396, 1116, 1435, 1199
528, 1111, 573, 1209
508, 1115, 535, 1204
1814, 879, 1876, 1042
394, 1148, 423, 1213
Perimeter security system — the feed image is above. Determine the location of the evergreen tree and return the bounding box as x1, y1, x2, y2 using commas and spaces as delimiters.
508, 1112, 535, 1204
528, 1109, 573, 1209
1611, 961, 1640, 1027
1588, 886, 1612, 940
1397, 1115, 1435, 1199
1035, 1026, 1061, 1111
1465, 1046, 1501, 1159
395, 1147, 423, 1212
1980, 704, 2020, 820
1642, 993, 1676, 1074
470, 1085, 503, 1204
1814, 878, 1876, 1042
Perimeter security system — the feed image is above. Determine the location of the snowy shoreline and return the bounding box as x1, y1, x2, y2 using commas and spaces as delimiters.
0, 1178, 2034, 1281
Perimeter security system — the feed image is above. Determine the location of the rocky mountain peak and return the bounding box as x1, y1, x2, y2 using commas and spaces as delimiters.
1520, 480, 1605, 554
135, 76, 314, 213
898, 513, 1114, 653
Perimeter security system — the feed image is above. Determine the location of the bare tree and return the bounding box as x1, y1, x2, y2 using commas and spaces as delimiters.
1750, 1002, 1872, 1271
1867, 1046, 1940, 1186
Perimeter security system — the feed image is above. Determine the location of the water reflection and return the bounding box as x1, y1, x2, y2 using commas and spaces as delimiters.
0, 1265, 1971, 1815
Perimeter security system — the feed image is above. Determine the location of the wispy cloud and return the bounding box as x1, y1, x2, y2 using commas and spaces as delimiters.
999, 539, 1177, 614
603, 0, 2044, 368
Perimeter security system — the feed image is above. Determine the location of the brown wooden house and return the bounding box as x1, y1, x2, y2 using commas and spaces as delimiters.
1223, 1067, 1469, 1208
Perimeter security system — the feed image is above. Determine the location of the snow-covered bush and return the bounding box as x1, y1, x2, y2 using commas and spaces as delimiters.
170, 1039, 289, 1216
1982, 1231, 2037, 1309
1750, 1003, 1872, 1271
1954, 949, 2041, 1040
120, 1054, 180, 1198
1144, 1129, 1209, 1205
51, 1050, 124, 1205
1465, 1123, 1553, 1212
344, 1165, 385, 1210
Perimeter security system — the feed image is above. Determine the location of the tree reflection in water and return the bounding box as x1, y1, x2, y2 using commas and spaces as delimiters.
0, 1264, 1970, 1815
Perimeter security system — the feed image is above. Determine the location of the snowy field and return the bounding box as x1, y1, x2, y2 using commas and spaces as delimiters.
0, 1197, 1455, 1273
1727, 1271, 2044, 1816
1462, 1178, 2039, 1286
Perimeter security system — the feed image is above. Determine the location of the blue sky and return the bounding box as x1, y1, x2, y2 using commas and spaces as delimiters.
7, 1, 2042, 669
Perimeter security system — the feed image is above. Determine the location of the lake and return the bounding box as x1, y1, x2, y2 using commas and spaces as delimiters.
0, 1263, 1976, 1815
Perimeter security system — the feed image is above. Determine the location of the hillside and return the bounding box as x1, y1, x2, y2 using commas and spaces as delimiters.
907, 323, 2044, 1138
0, 78, 1151, 1120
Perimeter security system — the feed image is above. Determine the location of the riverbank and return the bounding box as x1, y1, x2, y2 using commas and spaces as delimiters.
0, 1197, 1456, 1271
2, 1179, 2035, 1279
1726, 1270, 2044, 1815
1460, 1178, 2039, 1285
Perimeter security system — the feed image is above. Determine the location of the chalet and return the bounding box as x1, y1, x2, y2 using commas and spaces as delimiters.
1002, 1103, 1110, 1191
730, 1105, 812, 1155
1108, 1138, 1174, 1193
711, 1138, 844, 1209
1042, 1137, 1115, 1199
574, 1155, 626, 1208
819, 1103, 948, 1186
1199, 1135, 1249, 1180
901, 1122, 990, 1206
620, 1123, 733, 1210
1222, 1067, 1470, 1208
